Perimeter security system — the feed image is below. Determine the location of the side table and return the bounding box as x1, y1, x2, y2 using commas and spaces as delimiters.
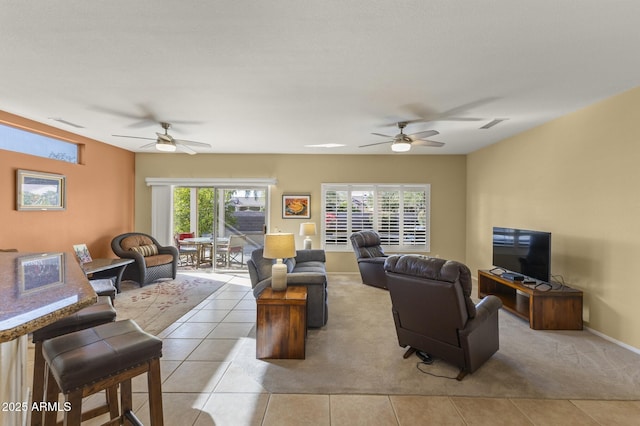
256, 286, 307, 359
82, 258, 134, 293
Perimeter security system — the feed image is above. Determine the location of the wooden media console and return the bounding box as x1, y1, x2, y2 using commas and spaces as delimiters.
478, 270, 583, 330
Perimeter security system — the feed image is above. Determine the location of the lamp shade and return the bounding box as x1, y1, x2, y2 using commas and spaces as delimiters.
263, 233, 296, 259
299, 222, 317, 237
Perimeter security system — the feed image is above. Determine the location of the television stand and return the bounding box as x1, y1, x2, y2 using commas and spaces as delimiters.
478, 270, 583, 330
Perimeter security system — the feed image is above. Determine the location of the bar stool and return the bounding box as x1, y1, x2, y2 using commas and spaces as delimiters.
31, 296, 117, 426
89, 278, 117, 304
42, 319, 164, 426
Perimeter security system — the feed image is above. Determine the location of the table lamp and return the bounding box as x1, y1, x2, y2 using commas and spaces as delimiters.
299, 222, 317, 250
263, 233, 296, 291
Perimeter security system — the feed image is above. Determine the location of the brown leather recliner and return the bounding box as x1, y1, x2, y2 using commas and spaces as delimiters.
350, 230, 388, 289
384, 254, 502, 380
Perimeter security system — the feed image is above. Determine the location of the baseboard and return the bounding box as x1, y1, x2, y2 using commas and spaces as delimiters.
472, 275, 640, 355
585, 326, 640, 355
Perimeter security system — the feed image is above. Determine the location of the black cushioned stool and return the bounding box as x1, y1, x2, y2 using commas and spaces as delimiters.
89, 278, 117, 304
31, 296, 117, 426
42, 319, 163, 426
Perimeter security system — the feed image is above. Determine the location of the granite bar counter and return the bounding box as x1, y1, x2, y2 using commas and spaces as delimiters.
0, 252, 97, 426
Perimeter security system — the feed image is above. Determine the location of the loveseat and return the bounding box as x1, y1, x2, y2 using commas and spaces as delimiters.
111, 232, 179, 286
384, 254, 502, 380
248, 248, 328, 328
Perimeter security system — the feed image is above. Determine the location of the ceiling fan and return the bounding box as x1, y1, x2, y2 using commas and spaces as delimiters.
113, 122, 211, 155
359, 122, 444, 152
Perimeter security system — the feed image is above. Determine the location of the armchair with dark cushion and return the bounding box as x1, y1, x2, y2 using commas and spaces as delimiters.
384, 254, 502, 380
111, 232, 179, 286
247, 248, 328, 328
350, 230, 388, 289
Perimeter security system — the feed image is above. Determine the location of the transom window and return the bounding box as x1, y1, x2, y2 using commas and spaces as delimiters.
0, 123, 79, 163
321, 183, 430, 252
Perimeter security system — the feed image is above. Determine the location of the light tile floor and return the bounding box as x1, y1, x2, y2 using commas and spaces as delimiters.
51, 273, 640, 425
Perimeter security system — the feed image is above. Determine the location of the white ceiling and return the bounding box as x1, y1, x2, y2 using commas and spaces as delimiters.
2, 1, 640, 155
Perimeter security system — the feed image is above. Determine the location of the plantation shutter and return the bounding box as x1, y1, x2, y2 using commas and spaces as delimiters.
321, 184, 430, 252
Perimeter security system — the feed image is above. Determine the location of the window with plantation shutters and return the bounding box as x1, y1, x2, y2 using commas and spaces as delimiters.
321, 184, 430, 252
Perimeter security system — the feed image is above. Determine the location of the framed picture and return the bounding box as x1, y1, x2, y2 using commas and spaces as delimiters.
16, 169, 66, 211
18, 253, 65, 294
282, 195, 310, 219
73, 243, 93, 264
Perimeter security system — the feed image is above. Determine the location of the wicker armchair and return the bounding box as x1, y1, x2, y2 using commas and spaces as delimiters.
111, 232, 178, 286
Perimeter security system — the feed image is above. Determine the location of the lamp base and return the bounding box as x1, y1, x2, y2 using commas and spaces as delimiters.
303, 237, 312, 250
271, 261, 288, 291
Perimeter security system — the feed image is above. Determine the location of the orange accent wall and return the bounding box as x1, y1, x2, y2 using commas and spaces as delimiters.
0, 110, 134, 258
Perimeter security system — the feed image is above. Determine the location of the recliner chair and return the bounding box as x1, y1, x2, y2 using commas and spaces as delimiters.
350, 230, 388, 289
384, 254, 502, 380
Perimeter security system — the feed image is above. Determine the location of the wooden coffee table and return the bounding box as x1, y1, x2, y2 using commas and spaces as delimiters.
256, 286, 307, 359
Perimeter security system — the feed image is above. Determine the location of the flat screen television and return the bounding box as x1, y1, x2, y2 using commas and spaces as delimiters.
492, 227, 551, 283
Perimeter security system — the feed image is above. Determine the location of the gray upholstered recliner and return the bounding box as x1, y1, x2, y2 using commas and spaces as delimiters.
248, 248, 328, 328
111, 232, 178, 286
384, 254, 502, 380
350, 230, 388, 289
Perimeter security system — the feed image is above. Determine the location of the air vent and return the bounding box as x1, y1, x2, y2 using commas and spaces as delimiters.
479, 118, 508, 129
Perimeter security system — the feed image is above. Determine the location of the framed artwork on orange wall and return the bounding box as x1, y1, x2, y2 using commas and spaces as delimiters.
16, 169, 66, 211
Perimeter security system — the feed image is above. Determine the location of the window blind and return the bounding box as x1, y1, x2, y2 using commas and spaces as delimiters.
321, 184, 430, 252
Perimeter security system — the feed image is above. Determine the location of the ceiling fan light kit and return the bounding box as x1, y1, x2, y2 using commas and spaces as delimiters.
361, 121, 443, 153
155, 140, 177, 152
391, 140, 411, 152
112, 120, 212, 154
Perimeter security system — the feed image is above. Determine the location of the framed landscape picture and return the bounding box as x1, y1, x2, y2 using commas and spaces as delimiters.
16, 169, 66, 211
282, 195, 310, 219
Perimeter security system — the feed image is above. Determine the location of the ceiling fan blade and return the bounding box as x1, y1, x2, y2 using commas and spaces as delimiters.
400, 103, 439, 122
112, 134, 156, 141
412, 139, 445, 147
436, 117, 484, 121
438, 97, 499, 117
401, 98, 499, 123
371, 132, 394, 138
359, 140, 393, 148
174, 139, 211, 148
175, 143, 197, 155
92, 105, 158, 128
408, 130, 439, 139
138, 142, 156, 149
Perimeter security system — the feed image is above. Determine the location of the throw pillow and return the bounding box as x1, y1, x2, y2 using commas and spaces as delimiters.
130, 244, 159, 257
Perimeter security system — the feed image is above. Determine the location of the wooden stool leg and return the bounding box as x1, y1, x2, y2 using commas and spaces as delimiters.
147, 358, 164, 426
31, 341, 45, 426
63, 390, 83, 426
106, 385, 119, 419
120, 378, 133, 425
43, 366, 57, 426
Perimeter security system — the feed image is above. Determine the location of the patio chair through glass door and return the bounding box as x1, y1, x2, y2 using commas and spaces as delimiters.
212, 188, 266, 272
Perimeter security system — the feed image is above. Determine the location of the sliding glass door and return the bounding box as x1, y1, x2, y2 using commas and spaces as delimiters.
213, 188, 266, 271
173, 186, 266, 271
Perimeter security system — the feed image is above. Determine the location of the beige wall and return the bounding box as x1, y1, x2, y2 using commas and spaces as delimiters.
0, 110, 135, 257
134, 154, 467, 272
466, 86, 640, 349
